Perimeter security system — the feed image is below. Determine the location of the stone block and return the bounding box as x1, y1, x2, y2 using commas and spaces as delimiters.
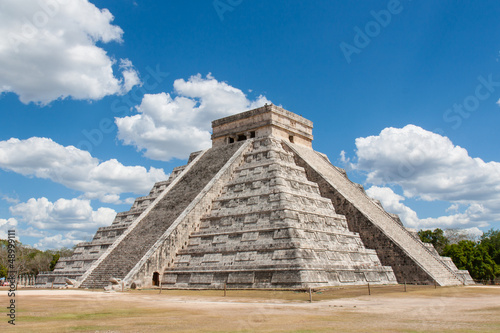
228, 272, 254, 284
271, 271, 301, 284
241, 232, 259, 242
203, 253, 222, 263
364, 271, 382, 282
190, 273, 213, 284
272, 249, 297, 260
338, 271, 357, 283
163, 274, 178, 284
235, 251, 257, 261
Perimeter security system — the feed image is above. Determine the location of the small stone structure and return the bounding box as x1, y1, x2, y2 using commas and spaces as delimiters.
36, 105, 473, 289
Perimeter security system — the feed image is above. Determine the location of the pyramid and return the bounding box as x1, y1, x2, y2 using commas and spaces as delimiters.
36, 105, 472, 289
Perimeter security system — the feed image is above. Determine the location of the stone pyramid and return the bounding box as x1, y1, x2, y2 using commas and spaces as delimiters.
161, 137, 395, 288
36, 105, 472, 289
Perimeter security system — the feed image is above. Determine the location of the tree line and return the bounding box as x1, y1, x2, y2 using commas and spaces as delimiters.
418, 228, 500, 283
0, 239, 73, 279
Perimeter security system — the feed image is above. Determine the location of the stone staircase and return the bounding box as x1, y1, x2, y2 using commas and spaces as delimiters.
79, 142, 245, 289
285, 142, 464, 286
161, 137, 396, 289
36, 176, 181, 288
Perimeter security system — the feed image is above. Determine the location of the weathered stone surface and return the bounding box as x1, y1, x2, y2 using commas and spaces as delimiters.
160, 137, 396, 289
37, 104, 472, 289
212, 104, 313, 148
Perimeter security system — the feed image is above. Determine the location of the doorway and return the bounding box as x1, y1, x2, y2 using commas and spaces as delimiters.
152, 272, 160, 286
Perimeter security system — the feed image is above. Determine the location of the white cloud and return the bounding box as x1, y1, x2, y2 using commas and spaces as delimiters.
0, 137, 167, 203
2, 195, 19, 204
119, 58, 141, 92
116, 73, 271, 161
7, 197, 116, 249
34, 232, 88, 250
20, 226, 49, 239
0, 220, 88, 249
10, 197, 115, 232
366, 186, 420, 228
124, 197, 136, 205
351, 125, 500, 230
0, 0, 140, 105
339, 150, 354, 170
446, 204, 460, 213
366, 186, 491, 230
0, 218, 18, 239
354, 125, 500, 203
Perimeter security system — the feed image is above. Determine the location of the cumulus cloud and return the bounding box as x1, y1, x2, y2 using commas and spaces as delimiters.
0, 218, 18, 239
34, 231, 89, 250
7, 226, 86, 249
366, 186, 419, 228
0, 0, 140, 104
350, 125, 500, 230
0, 137, 167, 203
116, 73, 271, 161
10, 197, 115, 232
366, 186, 491, 230
7, 197, 115, 249
354, 125, 500, 202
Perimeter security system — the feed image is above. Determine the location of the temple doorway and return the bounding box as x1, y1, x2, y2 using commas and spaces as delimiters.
152, 272, 160, 286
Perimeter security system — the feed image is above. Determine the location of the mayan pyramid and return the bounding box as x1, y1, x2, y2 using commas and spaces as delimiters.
36, 105, 473, 289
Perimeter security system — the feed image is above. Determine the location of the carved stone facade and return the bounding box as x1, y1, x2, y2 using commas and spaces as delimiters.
36, 104, 472, 289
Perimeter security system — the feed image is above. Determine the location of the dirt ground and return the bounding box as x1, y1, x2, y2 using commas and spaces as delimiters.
1, 285, 499, 332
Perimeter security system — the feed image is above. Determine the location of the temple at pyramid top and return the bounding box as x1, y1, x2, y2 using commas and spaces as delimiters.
212, 104, 313, 147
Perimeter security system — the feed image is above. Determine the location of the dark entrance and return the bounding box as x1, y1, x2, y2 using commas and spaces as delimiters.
152, 272, 160, 286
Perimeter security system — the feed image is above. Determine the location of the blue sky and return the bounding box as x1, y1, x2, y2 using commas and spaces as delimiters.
1, 0, 499, 249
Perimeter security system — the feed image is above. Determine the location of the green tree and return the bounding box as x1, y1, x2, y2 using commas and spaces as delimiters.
49, 253, 60, 271
443, 240, 499, 282
418, 228, 449, 255
0, 239, 15, 278
46, 247, 74, 271
0, 264, 7, 279
480, 229, 500, 266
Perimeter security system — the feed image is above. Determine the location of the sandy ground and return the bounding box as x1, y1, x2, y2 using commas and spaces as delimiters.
1, 285, 499, 332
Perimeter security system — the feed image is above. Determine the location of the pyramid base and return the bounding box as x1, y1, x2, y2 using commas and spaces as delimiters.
160, 266, 397, 289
